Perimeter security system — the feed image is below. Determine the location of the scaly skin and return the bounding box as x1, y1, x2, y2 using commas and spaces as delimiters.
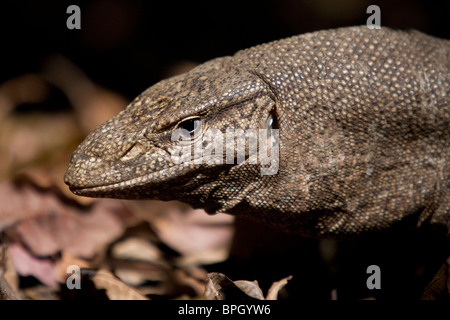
65, 26, 449, 238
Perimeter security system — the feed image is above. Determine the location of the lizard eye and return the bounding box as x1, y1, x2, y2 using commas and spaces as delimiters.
176, 117, 201, 133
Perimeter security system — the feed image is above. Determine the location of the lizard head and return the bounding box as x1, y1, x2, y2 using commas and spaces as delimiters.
64, 57, 279, 214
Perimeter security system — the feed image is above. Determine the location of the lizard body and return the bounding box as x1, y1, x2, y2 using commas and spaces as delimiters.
65, 26, 450, 238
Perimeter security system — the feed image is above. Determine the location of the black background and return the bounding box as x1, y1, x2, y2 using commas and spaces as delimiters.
2, 0, 449, 101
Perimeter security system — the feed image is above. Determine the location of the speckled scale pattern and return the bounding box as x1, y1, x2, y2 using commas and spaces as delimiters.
65, 26, 449, 238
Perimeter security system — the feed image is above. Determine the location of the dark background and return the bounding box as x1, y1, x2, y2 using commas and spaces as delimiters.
2, 0, 449, 102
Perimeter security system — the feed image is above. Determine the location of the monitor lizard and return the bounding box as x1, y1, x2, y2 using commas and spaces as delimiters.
64, 26, 449, 239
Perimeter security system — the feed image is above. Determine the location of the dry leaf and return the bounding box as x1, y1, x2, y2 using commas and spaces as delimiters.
0, 242, 23, 300
204, 272, 262, 300
113, 259, 169, 286
204, 272, 234, 300
0, 113, 79, 183
0, 73, 50, 118
115, 267, 155, 287
23, 285, 59, 300
204, 272, 292, 300
172, 268, 208, 298
266, 275, 293, 300
175, 246, 230, 268
112, 237, 162, 263
0, 178, 132, 286
84, 269, 149, 300
54, 252, 90, 284
1, 178, 129, 258
8, 242, 57, 286
152, 208, 234, 256
111, 235, 170, 287
234, 280, 265, 300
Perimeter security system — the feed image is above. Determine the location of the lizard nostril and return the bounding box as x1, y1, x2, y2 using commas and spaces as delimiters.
121, 143, 144, 161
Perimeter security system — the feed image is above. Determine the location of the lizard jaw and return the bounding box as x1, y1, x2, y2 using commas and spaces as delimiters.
65, 161, 211, 200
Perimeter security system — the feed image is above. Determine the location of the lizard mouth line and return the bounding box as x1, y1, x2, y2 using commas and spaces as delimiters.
68, 162, 197, 195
